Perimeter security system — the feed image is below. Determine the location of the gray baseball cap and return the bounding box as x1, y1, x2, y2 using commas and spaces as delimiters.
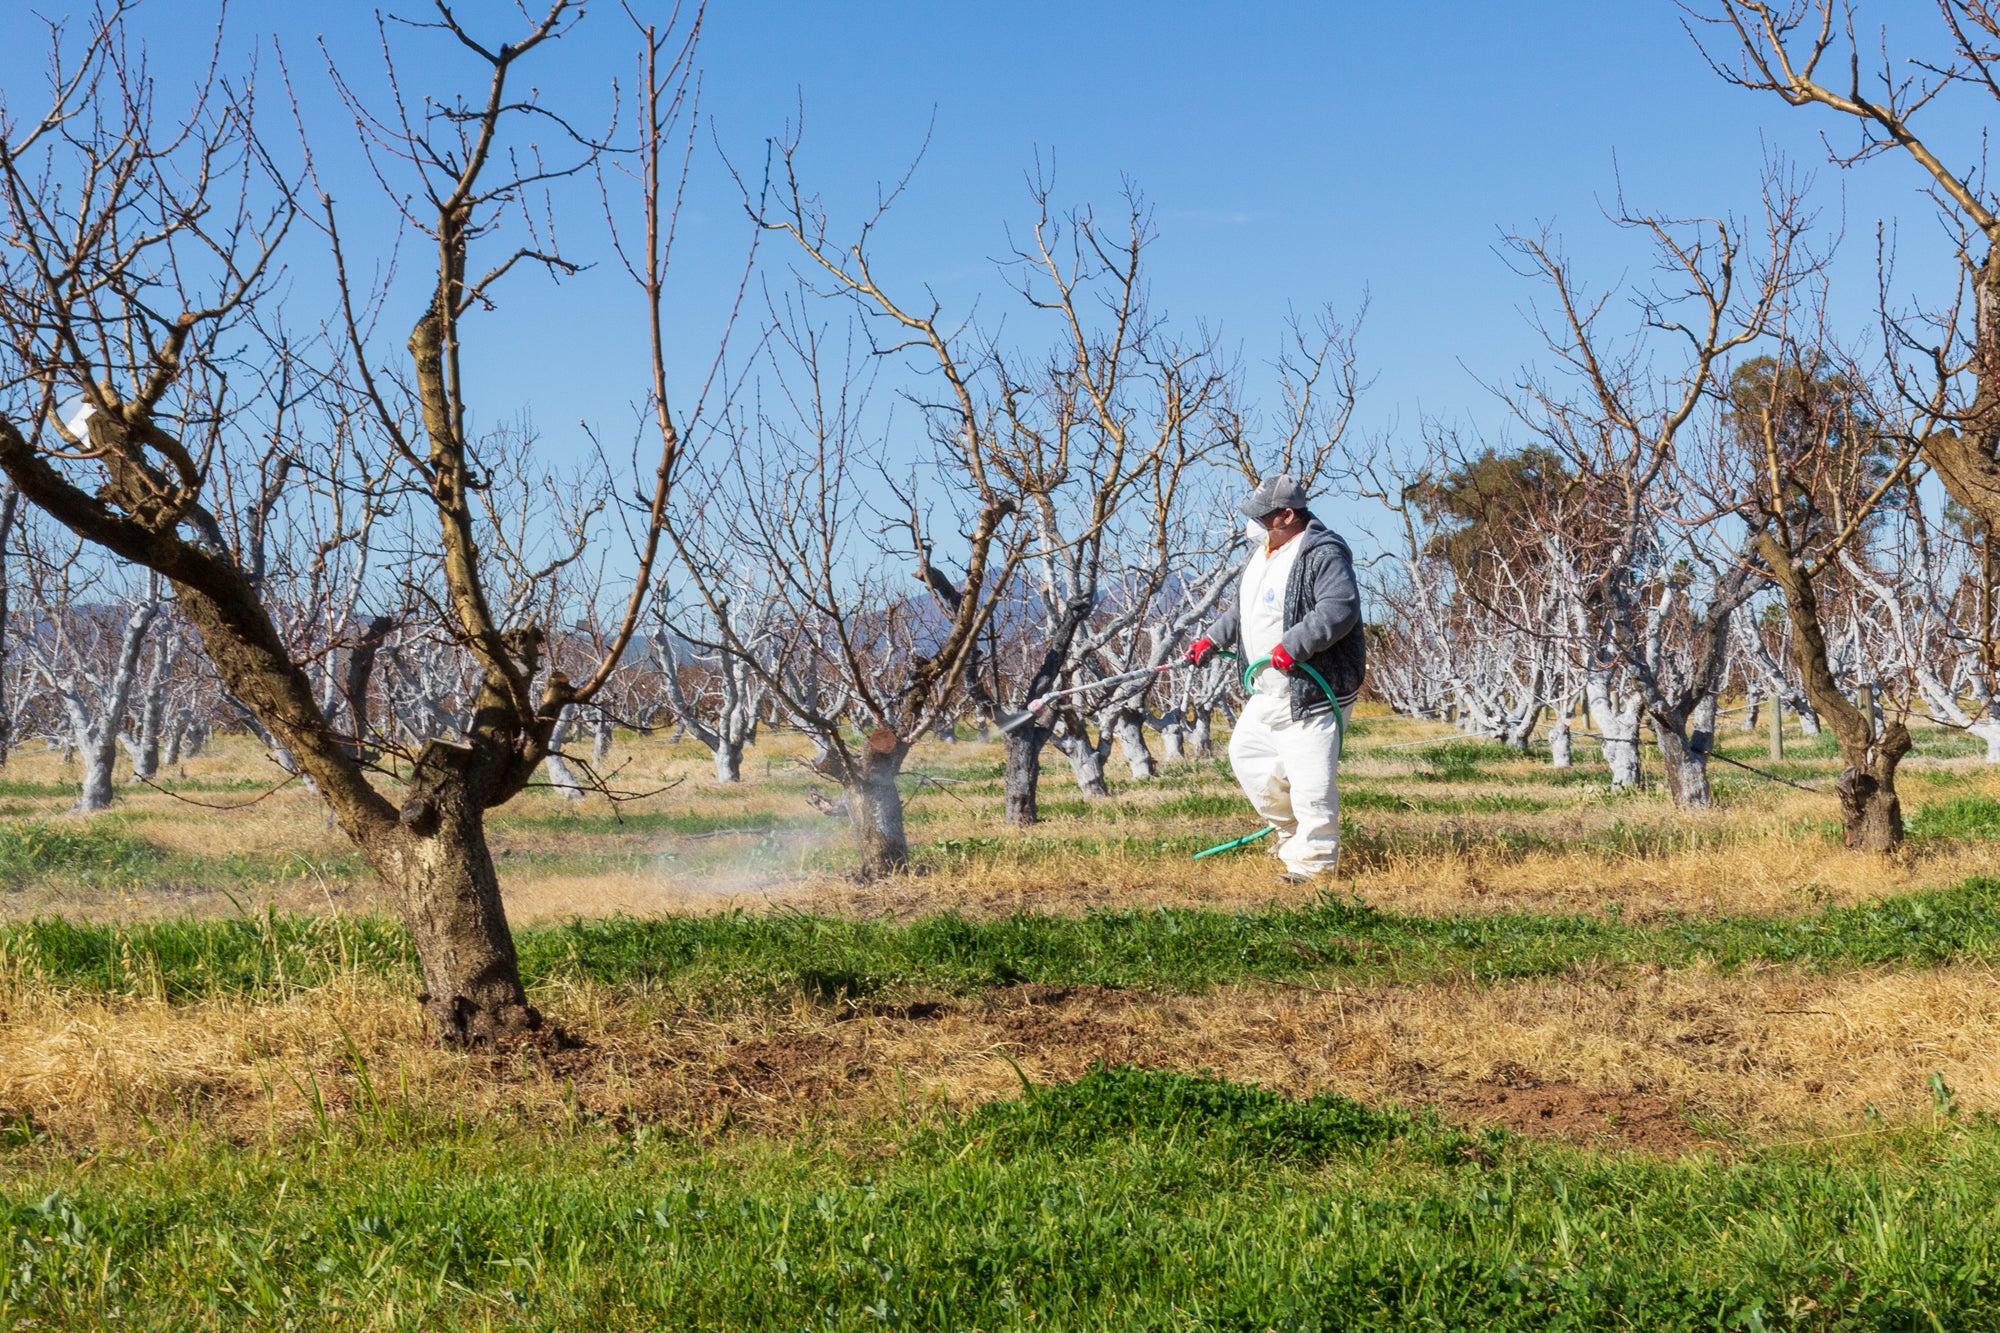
1235, 473, 1311, 518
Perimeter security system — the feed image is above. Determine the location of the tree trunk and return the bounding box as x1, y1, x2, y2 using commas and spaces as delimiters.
591, 711, 615, 768
365, 788, 540, 1045
1190, 706, 1215, 758
713, 738, 744, 784
844, 730, 910, 877
1051, 719, 1111, 797
342, 615, 396, 761
1760, 532, 1913, 852
543, 713, 587, 803
1653, 723, 1713, 808
74, 737, 116, 814
1549, 717, 1573, 768
1769, 696, 1785, 761
1111, 708, 1156, 779
1504, 699, 1541, 750
1586, 680, 1642, 788
1157, 717, 1188, 763
124, 676, 166, 784
1003, 723, 1047, 825
1838, 740, 1910, 853
1978, 715, 2000, 765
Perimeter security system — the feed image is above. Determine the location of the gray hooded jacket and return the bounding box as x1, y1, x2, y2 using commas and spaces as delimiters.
1206, 517, 1366, 721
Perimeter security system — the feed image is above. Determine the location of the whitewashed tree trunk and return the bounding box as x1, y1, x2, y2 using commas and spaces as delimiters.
543, 711, 587, 803
1586, 675, 1643, 789
1980, 717, 2000, 765
123, 681, 165, 784
1660, 692, 1722, 805
1504, 701, 1542, 750
1051, 717, 1111, 797
1109, 708, 1157, 779
56, 599, 160, 813
713, 739, 744, 783
1549, 717, 1573, 768
162, 711, 187, 768
652, 615, 770, 785
121, 644, 173, 784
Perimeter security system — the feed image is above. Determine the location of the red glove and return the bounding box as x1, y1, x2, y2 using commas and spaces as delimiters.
1186, 636, 1217, 667
1269, 643, 1297, 674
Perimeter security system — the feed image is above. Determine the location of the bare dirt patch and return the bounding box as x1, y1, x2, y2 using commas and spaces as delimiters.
1432, 1066, 1700, 1153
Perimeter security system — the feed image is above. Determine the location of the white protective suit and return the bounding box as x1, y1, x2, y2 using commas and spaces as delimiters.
1227, 528, 1343, 876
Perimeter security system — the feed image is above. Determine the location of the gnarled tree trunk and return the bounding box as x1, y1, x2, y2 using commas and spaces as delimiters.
1109, 707, 1156, 779
367, 756, 540, 1045
1051, 714, 1110, 797
1762, 534, 1913, 852
713, 738, 744, 784
1190, 705, 1215, 758
1003, 722, 1048, 824
1653, 721, 1713, 808
841, 728, 910, 877
1586, 678, 1643, 788
542, 711, 587, 803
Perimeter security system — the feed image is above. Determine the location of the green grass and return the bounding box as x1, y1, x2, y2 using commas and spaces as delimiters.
0, 821, 164, 889
1907, 796, 2000, 843
0, 910, 415, 999
0, 818, 368, 898
958, 1063, 1433, 1163
1413, 739, 1518, 782
6, 1066, 2000, 1330
8, 878, 2000, 1006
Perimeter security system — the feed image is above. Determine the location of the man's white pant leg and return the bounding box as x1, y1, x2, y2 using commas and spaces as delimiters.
1227, 694, 1296, 850
1276, 710, 1341, 875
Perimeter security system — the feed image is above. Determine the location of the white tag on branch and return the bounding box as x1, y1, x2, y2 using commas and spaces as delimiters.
61, 401, 96, 443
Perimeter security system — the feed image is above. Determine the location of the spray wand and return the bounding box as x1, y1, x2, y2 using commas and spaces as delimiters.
996, 661, 1184, 734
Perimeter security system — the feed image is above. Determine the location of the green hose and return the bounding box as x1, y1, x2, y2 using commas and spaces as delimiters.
1240, 653, 1347, 759
1191, 824, 1276, 860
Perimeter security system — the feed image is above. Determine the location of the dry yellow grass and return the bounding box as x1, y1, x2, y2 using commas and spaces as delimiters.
8, 961, 1999, 1150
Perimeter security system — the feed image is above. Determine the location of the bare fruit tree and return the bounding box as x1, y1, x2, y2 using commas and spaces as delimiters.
0, 4, 708, 1045
1726, 334, 1922, 848
1503, 183, 1814, 806
14, 518, 162, 813
651, 593, 777, 785
955, 187, 1234, 821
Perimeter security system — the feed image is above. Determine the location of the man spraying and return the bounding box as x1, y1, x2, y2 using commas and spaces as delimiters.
1186, 474, 1365, 881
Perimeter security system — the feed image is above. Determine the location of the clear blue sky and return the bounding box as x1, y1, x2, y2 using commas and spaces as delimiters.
3, 2, 1968, 536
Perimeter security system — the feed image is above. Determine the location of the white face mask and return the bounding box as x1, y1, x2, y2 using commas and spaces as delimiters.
1244, 518, 1266, 538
